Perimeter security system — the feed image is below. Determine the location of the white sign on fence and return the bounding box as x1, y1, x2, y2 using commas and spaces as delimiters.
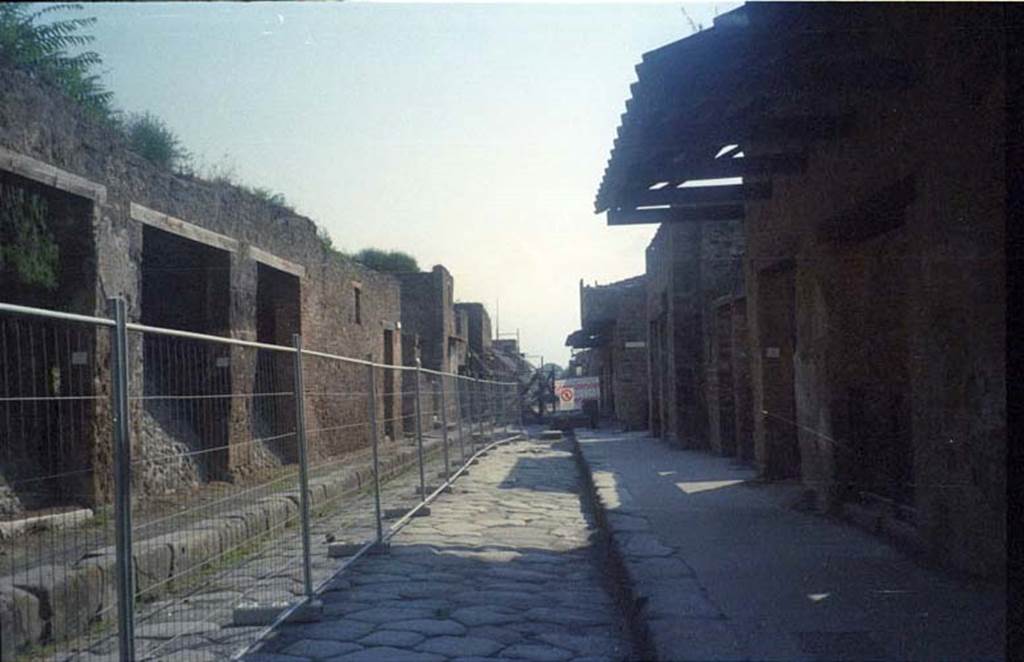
554, 377, 600, 411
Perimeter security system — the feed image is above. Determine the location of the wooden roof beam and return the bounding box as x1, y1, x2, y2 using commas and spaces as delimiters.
607, 204, 745, 226
622, 181, 771, 208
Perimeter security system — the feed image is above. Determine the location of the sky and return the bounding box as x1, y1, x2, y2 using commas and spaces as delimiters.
75, 1, 737, 366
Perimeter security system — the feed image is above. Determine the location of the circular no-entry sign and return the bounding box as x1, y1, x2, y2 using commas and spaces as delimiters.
559, 388, 574, 402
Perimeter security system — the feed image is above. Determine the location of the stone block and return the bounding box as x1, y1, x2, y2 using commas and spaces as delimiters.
0, 583, 44, 657
231, 599, 322, 626
15, 561, 112, 645
134, 538, 174, 597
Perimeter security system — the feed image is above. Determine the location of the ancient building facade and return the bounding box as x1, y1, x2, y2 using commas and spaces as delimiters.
741, 6, 1006, 577
454, 302, 492, 376
567, 276, 649, 429
0, 60, 405, 511
395, 266, 468, 434
593, 4, 1007, 577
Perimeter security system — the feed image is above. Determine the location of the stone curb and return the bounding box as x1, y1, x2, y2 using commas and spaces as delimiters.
568, 432, 656, 661
571, 432, 727, 662
0, 435, 454, 657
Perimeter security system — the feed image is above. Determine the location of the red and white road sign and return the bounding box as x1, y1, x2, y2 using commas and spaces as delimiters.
554, 377, 600, 410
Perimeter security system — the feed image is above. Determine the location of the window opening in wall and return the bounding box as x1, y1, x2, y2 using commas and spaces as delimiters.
354, 286, 362, 325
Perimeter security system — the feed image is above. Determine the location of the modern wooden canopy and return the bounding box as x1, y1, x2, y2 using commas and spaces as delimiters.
594, 4, 921, 225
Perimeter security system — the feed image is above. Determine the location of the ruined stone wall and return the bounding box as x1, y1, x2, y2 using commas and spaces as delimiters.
0, 60, 403, 506
579, 276, 648, 430
699, 222, 745, 456
645, 219, 744, 448
644, 226, 675, 439
397, 266, 453, 373
455, 303, 492, 358
610, 286, 648, 430
743, 8, 1005, 576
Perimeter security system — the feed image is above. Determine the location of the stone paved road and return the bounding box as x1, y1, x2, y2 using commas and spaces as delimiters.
73, 429, 498, 661
247, 437, 632, 662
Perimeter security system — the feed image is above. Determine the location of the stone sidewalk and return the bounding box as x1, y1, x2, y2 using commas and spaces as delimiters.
575, 429, 1005, 662
246, 437, 632, 662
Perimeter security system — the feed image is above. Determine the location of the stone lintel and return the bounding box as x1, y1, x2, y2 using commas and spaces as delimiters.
130, 202, 239, 253
249, 244, 306, 278
0, 145, 107, 203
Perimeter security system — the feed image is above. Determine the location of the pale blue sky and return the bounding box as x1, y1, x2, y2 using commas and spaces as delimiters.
77, 2, 736, 365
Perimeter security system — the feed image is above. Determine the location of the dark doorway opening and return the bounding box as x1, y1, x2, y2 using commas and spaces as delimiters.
254, 263, 300, 465
649, 316, 666, 437
731, 299, 755, 464
758, 265, 800, 479
141, 225, 232, 484
0, 171, 97, 511
829, 239, 913, 508
715, 303, 737, 456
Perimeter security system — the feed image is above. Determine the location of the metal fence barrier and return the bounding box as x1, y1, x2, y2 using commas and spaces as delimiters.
0, 299, 524, 661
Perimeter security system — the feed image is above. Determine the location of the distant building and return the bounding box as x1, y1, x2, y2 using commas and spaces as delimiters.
566, 276, 648, 430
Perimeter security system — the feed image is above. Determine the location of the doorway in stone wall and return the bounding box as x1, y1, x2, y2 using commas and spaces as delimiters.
649, 317, 666, 437
731, 298, 755, 464
757, 263, 800, 479
254, 262, 300, 465
1, 170, 97, 510
714, 302, 737, 456
141, 225, 232, 482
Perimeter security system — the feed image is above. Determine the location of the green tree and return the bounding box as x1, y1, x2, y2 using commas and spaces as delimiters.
353, 248, 419, 273
317, 225, 348, 259
122, 111, 191, 171
541, 363, 564, 379
0, 3, 114, 119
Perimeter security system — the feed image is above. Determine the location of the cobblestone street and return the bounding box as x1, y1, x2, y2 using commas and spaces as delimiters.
247, 437, 632, 662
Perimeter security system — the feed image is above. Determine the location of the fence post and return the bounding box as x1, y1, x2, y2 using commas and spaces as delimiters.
366, 360, 383, 544
468, 379, 477, 454
499, 383, 506, 433
414, 358, 426, 501
454, 376, 465, 464
489, 382, 496, 442
439, 375, 450, 482
109, 297, 136, 662
518, 381, 525, 433
291, 335, 314, 599
475, 381, 483, 452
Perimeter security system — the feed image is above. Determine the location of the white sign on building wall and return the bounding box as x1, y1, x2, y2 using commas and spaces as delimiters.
554, 377, 600, 411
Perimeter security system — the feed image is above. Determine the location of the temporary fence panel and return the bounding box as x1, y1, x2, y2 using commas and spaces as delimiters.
0, 300, 524, 661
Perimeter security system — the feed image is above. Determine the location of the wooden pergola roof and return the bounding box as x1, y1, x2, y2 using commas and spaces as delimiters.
594, 3, 922, 225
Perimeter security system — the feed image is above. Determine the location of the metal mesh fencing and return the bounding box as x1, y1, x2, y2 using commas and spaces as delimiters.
0, 306, 118, 662
0, 300, 524, 662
